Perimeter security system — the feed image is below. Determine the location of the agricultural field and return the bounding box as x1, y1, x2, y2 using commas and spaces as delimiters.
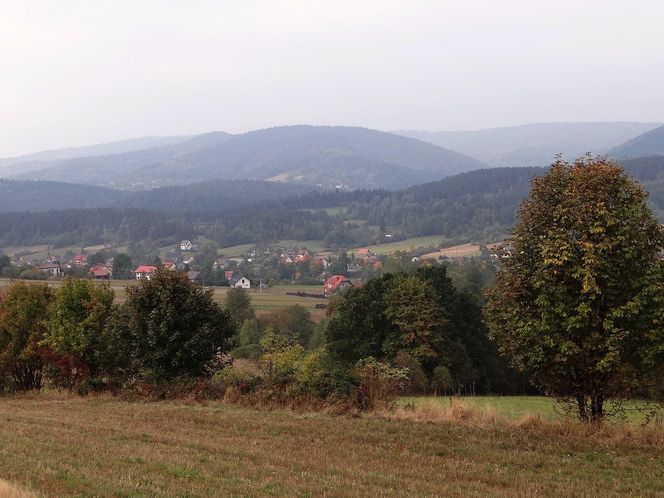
356, 235, 451, 255
419, 243, 481, 260
0, 396, 662, 497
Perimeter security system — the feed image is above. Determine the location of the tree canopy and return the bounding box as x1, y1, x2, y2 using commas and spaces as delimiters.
485, 157, 664, 421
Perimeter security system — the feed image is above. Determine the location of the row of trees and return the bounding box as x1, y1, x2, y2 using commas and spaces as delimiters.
0, 270, 234, 391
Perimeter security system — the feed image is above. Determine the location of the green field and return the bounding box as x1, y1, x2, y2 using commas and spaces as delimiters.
356, 235, 449, 255
0, 396, 662, 497
400, 396, 660, 424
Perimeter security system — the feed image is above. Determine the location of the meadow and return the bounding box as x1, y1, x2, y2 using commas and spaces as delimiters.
400, 396, 662, 425
0, 279, 328, 319
0, 396, 662, 497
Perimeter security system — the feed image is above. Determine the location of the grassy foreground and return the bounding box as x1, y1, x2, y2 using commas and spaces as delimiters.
0, 396, 663, 497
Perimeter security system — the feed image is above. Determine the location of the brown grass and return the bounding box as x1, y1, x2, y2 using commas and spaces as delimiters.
1, 395, 663, 497
0, 479, 37, 498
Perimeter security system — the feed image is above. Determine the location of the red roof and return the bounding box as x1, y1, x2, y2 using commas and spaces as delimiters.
134, 265, 157, 273
73, 254, 87, 263
324, 275, 351, 291
356, 248, 373, 256
89, 265, 111, 277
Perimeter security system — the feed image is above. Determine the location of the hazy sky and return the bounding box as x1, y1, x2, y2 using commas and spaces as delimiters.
1, 0, 663, 157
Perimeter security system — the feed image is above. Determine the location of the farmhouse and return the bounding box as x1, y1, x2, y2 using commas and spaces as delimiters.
88, 264, 112, 280
233, 277, 251, 289
134, 265, 157, 280
73, 254, 88, 266
323, 275, 353, 296
180, 240, 194, 251
38, 263, 62, 277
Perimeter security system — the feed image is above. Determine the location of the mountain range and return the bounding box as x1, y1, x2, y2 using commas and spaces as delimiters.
396, 122, 661, 166
2, 122, 664, 194
2, 126, 484, 190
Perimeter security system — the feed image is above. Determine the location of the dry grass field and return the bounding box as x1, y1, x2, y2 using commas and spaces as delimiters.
0, 396, 662, 497
419, 243, 481, 260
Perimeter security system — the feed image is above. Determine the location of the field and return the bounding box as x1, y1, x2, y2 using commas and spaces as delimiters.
356, 236, 452, 255
0, 279, 327, 319
0, 396, 662, 497
400, 396, 661, 425
420, 243, 481, 260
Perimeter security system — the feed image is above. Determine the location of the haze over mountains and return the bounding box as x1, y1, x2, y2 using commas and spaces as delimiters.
1, 122, 663, 195
2, 126, 484, 190
397, 122, 662, 166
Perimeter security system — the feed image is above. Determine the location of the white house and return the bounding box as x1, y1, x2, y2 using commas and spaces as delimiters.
180, 240, 193, 252
233, 277, 251, 289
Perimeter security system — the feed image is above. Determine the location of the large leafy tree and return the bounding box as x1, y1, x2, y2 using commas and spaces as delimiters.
0, 282, 53, 390
44, 278, 115, 379
119, 269, 235, 380
485, 157, 664, 421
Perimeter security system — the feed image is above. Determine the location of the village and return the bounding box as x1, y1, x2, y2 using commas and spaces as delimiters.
0, 238, 499, 297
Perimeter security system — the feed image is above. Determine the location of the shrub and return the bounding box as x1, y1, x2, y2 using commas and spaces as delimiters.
352, 357, 409, 410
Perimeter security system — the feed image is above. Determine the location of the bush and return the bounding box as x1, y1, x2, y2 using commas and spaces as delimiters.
393, 351, 429, 395
352, 357, 409, 410
213, 366, 261, 394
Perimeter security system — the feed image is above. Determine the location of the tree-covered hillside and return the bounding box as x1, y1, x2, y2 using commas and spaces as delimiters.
10, 126, 485, 190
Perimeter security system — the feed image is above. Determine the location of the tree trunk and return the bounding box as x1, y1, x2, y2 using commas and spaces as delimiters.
590, 394, 604, 423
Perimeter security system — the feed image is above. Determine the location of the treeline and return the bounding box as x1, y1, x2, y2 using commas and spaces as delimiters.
0, 266, 528, 407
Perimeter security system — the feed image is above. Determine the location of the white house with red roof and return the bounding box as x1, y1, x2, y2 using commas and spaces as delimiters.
134, 265, 157, 280
323, 275, 353, 297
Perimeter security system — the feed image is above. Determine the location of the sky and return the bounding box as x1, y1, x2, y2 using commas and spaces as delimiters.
1, 0, 663, 157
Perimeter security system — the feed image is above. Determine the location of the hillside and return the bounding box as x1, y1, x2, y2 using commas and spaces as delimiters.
10, 126, 486, 190
0, 179, 316, 214
397, 122, 661, 166
0, 135, 195, 177
609, 124, 664, 159
2, 156, 663, 251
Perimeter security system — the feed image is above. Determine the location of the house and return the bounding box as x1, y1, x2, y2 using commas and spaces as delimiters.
134, 265, 157, 280
38, 263, 62, 277
233, 277, 251, 289
187, 270, 203, 283
323, 275, 353, 296
180, 240, 194, 252
162, 259, 177, 271
73, 254, 88, 266
88, 264, 112, 280
355, 248, 375, 257
224, 270, 235, 282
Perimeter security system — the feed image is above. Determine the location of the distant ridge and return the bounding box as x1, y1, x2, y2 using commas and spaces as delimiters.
0, 135, 196, 176
396, 122, 661, 167
609, 124, 664, 159
8, 125, 486, 190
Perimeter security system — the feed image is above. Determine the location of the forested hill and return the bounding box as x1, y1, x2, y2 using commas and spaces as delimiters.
8, 126, 485, 190
2, 156, 664, 250
610, 125, 664, 159
0, 179, 316, 214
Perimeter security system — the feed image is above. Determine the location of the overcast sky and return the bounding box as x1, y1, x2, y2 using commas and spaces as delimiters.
1, 0, 663, 157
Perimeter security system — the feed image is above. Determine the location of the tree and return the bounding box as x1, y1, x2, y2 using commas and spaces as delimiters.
224, 287, 255, 328
113, 253, 134, 280
44, 278, 115, 380
485, 157, 664, 422
384, 274, 444, 361
0, 282, 53, 390
118, 268, 234, 380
